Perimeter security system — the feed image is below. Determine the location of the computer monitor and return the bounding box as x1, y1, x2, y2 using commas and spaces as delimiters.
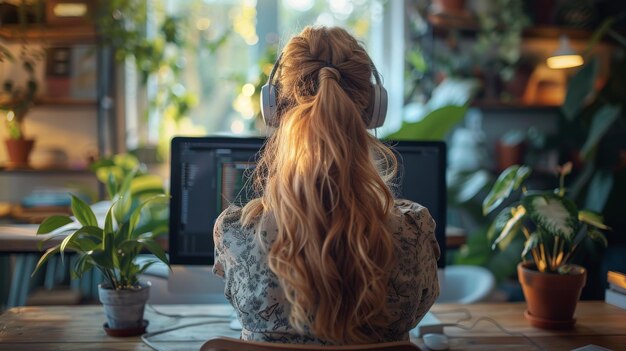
168, 137, 446, 268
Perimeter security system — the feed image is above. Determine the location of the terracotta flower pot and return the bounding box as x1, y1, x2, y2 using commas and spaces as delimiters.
4, 138, 35, 169
518, 262, 586, 330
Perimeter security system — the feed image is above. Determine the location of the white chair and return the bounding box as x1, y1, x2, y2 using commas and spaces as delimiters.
437, 265, 495, 304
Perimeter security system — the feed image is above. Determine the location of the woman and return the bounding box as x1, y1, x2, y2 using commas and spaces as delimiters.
213, 26, 439, 345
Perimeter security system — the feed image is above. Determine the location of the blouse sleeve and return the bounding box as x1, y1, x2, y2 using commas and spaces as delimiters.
212, 210, 227, 278
396, 199, 441, 328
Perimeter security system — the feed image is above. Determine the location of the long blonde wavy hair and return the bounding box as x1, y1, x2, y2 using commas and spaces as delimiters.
242, 26, 398, 344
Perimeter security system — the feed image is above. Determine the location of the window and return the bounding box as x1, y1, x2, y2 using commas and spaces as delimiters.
122, 0, 403, 157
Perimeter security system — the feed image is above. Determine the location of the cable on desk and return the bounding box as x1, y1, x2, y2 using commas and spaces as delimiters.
141, 319, 231, 351
449, 316, 545, 351
146, 303, 232, 319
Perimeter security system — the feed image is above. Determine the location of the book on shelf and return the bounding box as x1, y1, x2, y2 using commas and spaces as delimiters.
607, 271, 626, 290
605, 271, 626, 310
605, 288, 626, 310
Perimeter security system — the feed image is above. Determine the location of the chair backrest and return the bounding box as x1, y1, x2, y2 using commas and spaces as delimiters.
199, 337, 421, 351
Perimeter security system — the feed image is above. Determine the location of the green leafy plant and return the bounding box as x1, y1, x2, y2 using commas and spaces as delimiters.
0, 1, 44, 140
483, 163, 609, 274
32, 168, 169, 290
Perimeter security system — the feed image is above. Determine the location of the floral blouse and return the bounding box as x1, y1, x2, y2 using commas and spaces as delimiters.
213, 199, 440, 344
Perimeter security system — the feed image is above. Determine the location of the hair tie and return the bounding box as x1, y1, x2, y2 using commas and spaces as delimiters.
320, 66, 341, 82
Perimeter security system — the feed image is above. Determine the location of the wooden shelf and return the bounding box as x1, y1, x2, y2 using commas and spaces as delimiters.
35, 97, 97, 107
0, 24, 96, 44
471, 100, 561, 111
427, 12, 479, 33
523, 26, 595, 41
0, 167, 92, 175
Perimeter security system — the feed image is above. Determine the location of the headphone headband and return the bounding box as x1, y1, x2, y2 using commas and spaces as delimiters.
260, 53, 387, 129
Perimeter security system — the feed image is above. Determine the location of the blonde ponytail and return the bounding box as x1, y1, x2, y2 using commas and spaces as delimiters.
242, 26, 397, 344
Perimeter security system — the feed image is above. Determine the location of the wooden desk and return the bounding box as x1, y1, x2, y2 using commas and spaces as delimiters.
0, 302, 624, 350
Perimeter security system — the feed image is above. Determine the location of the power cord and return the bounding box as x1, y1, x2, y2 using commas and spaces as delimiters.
141, 304, 235, 351
141, 319, 231, 351
450, 316, 545, 351
146, 303, 232, 319
425, 309, 545, 351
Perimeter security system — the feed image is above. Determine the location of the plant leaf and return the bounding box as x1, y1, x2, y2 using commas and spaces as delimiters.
129, 194, 168, 238
136, 260, 160, 275
37, 216, 73, 234
579, 210, 611, 230
32, 246, 60, 277
137, 238, 170, 268
385, 105, 468, 141
522, 232, 541, 258
580, 104, 621, 160
583, 169, 614, 213
106, 172, 118, 199
490, 205, 526, 250
71, 195, 98, 227
523, 194, 579, 241
130, 175, 164, 196
562, 58, 598, 120
587, 228, 608, 247
483, 165, 531, 215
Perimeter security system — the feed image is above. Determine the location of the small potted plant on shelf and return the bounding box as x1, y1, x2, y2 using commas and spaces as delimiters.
32, 165, 169, 336
0, 59, 38, 169
483, 163, 609, 329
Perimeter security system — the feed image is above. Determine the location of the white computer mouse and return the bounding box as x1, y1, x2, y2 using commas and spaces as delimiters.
422, 333, 449, 350
229, 318, 243, 331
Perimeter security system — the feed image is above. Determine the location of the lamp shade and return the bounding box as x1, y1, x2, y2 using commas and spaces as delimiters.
546, 35, 584, 69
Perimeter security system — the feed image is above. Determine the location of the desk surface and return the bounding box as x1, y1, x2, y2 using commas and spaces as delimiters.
1, 302, 625, 350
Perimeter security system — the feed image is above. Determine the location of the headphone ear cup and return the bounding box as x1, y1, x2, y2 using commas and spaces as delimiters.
260, 83, 278, 127
367, 84, 387, 129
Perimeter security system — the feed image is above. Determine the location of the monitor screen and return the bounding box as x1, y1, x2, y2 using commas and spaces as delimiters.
169, 137, 446, 267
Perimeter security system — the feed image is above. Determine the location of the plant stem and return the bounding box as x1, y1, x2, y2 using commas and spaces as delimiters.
562, 242, 578, 267
552, 236, 560, 271
539, 244, 549, 272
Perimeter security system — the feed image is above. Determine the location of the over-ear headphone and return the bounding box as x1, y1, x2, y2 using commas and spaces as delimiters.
260, 53, 387, 129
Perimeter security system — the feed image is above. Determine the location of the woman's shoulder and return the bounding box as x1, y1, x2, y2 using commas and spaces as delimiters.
393, 199, 440, 260
216, 205, 244, 227
393, 199, 435, 225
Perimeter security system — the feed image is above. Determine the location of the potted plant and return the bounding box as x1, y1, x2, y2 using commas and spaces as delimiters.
0, 59, 38, 168
483, 163, 609, 329
32, 166, 169, 336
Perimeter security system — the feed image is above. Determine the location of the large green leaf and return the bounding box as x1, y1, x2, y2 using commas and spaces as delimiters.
523, 194, 579, 241
521, 232, 541, 258
580, 104, 621, 160
385, 105, 468, 141
37, 216, 74, 234
490, 205, 526, 250
71, 195, 98, 227
562, 58, 598, 121
579, 210, 611, 230
482, 165, 531, 215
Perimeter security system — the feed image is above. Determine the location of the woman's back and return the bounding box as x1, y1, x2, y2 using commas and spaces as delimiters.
213, 200, 440, 344
213, 26, 440, 345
